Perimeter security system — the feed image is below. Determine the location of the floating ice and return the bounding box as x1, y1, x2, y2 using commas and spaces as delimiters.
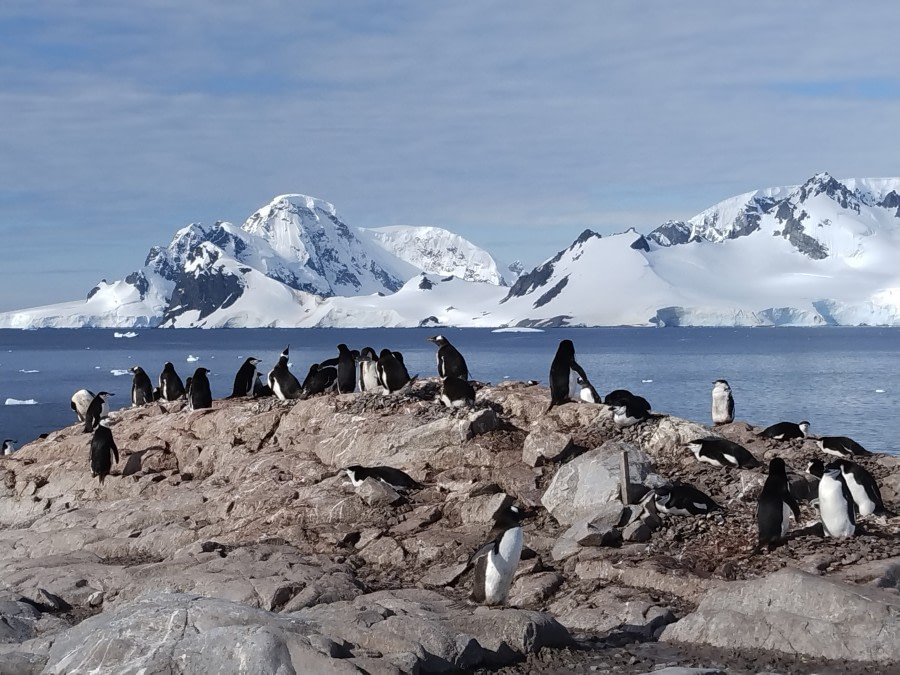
642, 379, 653, 383
875, 389, 886, 393
186, 355, 200, 362
491, 327, 544, 333
110, 369, 130, 376
5, 398, 37, 405
114, 331, 138, 338
18, 369, 39, 373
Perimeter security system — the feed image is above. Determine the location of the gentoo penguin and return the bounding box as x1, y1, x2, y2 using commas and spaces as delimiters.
128, 366, 155, 406
267, 346, 303, 401
686, 437, 761, 469
756, 457, 801, 551
83, 392, 114, 433
711, 379, 734, 425
758, 420, 810, 441
470, 503, 528, 606
71, 388, 97, 422
376, 349, 411, 394
158, 362, 186, 402
643, 483, 721, 516
440, 376, 476, 408
344, 465, 422, 490
547, 340, 592, 412
578, 377, 602, 404
335, 344, 357, 394
817, 436, 872, 458
818, 466, 856, 538
808, 459, 888, 517
357, 347, 380, 392
229, 357, 261, 398
426, 335, 470, 380
604, 389, 651, 412
2, 440, 16, 456
300, 363, 338, 399
90, 418, 119, 485
187, 367, 213, 410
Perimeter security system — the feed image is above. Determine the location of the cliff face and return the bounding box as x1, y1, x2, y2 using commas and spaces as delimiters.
1, 382, 899, 673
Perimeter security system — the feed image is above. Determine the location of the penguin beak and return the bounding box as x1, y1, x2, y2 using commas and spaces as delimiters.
425, 336, 437, 343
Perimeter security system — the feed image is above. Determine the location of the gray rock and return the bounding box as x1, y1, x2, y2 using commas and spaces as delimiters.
356, 477, 404, 507
460, 493, 513, 525
622, 521, 652, 543
522, 429, 573, 467
642, 668, 726, 675
542, 441, 657, 526
662, 567, 900, 663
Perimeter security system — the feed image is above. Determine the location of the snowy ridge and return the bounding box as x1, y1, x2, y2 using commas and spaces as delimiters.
1, 174, 899, 328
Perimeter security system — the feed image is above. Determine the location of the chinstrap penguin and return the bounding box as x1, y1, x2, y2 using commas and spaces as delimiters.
469, 504, 529, 606
756, 457, 801, 551
2, 439, 16, 456
817, 436, 872, 458
158, 362, 186, 402
440, 376, 476, 408
267, 346, 303, 401
612, 402, 650, 428
547, 340, 592, 412
344, 465, 423, 490
357, 347, 381, 392
83, 392, 114, 433
578, 377, 602, 404
187, 367, 213, 410
808, 459, 889, 517
711, 379, 734, 425
426, 335, 470, 381
229, 357, 260, 398
686, 437, 761, 469
643, 483, 721, 516
817, 466, 856, 538
90, 418, 119, 485
758, 420, 810, 441
128, 366, 155, 406
604, 389, 651, 412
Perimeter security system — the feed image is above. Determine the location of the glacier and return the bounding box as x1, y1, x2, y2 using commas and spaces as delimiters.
1, 173, 898, 328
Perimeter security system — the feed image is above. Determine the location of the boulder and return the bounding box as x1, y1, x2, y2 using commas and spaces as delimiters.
662, 567, 900, 663
522, 429, 573, 467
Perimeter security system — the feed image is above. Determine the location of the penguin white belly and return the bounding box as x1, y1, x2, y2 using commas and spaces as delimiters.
781, 502, 792, 538
843, 473, 875, 516
483, 528, 523, 605
819, 476, 855, 538
359, 362, 380, 392
568, 371, 579, 400
711, 392, 732, 424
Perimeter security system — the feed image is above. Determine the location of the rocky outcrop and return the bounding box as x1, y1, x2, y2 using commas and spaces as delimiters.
0, 381, 898, 673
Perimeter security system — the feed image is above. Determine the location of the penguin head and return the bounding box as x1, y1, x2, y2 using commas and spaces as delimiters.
712, 379, 730, 389
248, 357, 261, 365
128, 366, 144, 375
496, 503, 532, 527
807, 459, 824, 478
378, 349, 393, 360
97, 391, 114, 400
426, 335, 448, 346
163, 361, 174, 371
556, 339, 575, 359
337, 343, 351, 355
360, 347, 376, 360
767, 457, 787, 476
798, 421, 811, 435
344, 465, 364, 486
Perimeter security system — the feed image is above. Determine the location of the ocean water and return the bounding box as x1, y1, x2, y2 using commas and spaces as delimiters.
0, 327, 897, 454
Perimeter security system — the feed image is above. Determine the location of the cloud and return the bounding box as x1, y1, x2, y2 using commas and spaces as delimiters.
1, 1, 899, 310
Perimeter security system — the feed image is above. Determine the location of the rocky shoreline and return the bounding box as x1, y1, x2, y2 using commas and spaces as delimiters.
0, 379, 898, 674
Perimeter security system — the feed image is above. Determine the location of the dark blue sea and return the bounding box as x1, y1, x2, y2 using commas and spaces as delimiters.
1, 327, 897, 454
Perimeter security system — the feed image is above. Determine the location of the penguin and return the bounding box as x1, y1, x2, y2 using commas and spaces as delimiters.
83, 392, 114, 433
426, 335, 470, 380
612, 401, 650, 428
469, 503, 528, 606
758, 420, 810, 441
301, 363, 338, 399
578, 377, 602, 404
604, 389, 651, 412
376, 349, 411, 394
344, 465, 422, 490
440, 376, 476, 408
229, 357, 261, 398
643, 483, 721, 516
187, 367, 213, 411
2, 440, 16, 456
711, 379, 734, 425
158, 362, 186, 402
818, 466, 856, 538
808, 459, 889, 517
756, 457, 801, 551
71, 388, 97, 422
547, 339, 592, 412
357, 347, 381, 392
128, 366, 155, 406
686, 437, 761, 469
252, 371, 272, 398
335, 344, 357, 394
817, 436, 872, 458
267, 346, 303, 401
90, 418, 119, 485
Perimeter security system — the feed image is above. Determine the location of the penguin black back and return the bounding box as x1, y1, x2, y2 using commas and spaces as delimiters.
336, 344, 357, 394
547, 339, 590, 412
756, 457, 801, 551
188, 367, 213, 410
158, 362, 186, 402
129, 366, 155, 406
230, 357, 260, 398
376, 349, 411, 394
83, 392, 113, 433
90, 421, 119, 484
427, 335, 469, 380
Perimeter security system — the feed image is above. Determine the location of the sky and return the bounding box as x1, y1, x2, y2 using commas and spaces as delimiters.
1, 2, 899, 312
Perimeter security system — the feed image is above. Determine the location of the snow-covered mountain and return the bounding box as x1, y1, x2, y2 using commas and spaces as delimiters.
1, 174, 898, 328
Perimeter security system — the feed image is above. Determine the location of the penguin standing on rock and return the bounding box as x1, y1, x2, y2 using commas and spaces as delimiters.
578, 377, 602, 404
357, 347, 380, 392
335, 344, 357, 394
758, 420, 810, 441
90, 418, 119, 485
158, 362, 186, 402
469, 503, 528, 606
128, 366, 155, 406
711, 379, 734, 425
817, 466, 856, 538
426, 335, 470, 380
267, 347, 303, 401
376, 349, 412, 394
187, 368, 213, 411
756, 457, 801, 551
547, 340, 592, 412
301, 363, 338, 399
808, 459, 889, 517
230, 357, 261, 398
83, 392, 114, 433
71, 389, 97, 422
